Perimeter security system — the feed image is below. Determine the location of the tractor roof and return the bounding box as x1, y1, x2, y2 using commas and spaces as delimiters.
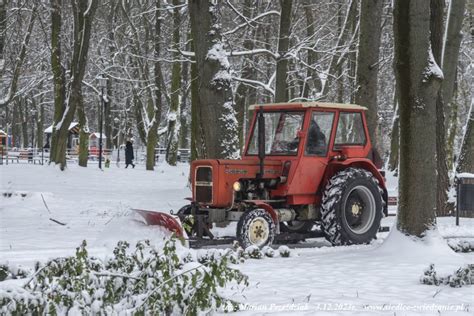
248, 102, 367, 111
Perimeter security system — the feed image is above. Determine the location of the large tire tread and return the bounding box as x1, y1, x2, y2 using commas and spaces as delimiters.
321, 168, 383, 246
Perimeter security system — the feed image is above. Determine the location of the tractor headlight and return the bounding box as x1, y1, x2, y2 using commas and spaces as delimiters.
233, 181, 242, 192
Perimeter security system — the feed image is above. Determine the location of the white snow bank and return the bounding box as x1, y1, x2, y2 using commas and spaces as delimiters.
457, 173, 474, 179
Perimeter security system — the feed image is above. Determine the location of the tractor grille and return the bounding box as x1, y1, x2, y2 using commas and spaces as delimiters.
195, 166, 213, 203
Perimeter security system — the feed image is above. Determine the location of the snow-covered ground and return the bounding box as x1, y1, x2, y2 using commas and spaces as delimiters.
0, 163, 473, 315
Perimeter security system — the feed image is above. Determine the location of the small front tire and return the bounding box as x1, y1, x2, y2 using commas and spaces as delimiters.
237, 208, 275, 249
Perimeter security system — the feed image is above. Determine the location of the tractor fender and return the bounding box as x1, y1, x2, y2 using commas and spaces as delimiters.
324, 158, 388, 215
246, 201, 280, 234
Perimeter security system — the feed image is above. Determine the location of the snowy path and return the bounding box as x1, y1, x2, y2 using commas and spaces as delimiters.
1, 163, 473, 315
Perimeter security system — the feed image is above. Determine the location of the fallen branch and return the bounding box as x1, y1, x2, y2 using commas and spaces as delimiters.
40, 194, 51, 214
49, 218, 66, 226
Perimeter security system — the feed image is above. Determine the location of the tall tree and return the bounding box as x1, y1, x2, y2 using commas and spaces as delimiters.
165, 0, 182, 166
394, 0, 443, 236
0, 3, 37, 108
50, 0, 98, 169
355, 0, 383, 149
442, 0, 467, 170
430, 0, 449, 215
234, 0, 257, 149
0, 0, 5, 78
189, 0, 239, 159
321, 0, 357, 100
274, 0, 292, 103
49, 0, 66, 164
457, 104, 473, 173
145, 0, 163, 171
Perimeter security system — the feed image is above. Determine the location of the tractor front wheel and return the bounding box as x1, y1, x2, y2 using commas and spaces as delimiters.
237, 208, 275, 249
321, 168, 383, 246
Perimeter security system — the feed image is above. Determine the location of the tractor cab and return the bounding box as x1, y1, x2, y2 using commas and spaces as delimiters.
242, 102, 377, 206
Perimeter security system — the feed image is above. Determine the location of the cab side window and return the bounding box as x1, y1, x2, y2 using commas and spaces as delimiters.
334, 112, 366, 146
305, 112, 334, 156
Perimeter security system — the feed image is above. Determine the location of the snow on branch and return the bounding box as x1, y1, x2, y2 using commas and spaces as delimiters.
232, 72, 276, 96
423, 47, 444, 82
223, 10, 281, 36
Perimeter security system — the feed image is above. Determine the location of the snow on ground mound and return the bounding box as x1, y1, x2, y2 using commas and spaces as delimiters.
377, 228, 462, 266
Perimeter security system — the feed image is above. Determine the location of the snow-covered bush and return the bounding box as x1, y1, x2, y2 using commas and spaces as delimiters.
262, 246, 275, 258
278, 246, 291, 258
0, 238, 248, 315
0, 264, 29, 281
447, 239, 474, 253
420, 264, 440, 285
420, 263, 474, 288
245, 246, 263, 259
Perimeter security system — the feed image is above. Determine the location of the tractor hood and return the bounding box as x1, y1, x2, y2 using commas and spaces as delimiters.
190, 159, 283, 207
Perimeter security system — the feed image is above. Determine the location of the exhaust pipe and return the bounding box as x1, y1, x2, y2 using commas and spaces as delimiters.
257, 106, 265, 179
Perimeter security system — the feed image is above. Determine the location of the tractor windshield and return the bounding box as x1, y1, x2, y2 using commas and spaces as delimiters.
247, 111, 305, 155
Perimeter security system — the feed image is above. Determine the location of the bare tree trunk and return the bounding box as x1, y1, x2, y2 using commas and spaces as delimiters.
394, 0, 443, 236
355, 0, 383, 149
50, 0, 66, 164
428, 0, 450, 216
446, 84, 459, 171
388, 89, 399, 173
442, 0, 467, 125
145, 0, 163, 171
105, 77, 112, 150
52, 0, 98, 170
234, 0, 256, 150
443, 0, 467, 169
77, 92, 88, 167
274, 0, 293, 103
165, 0, 182, 166
179, 33, 190, 150
457, 103, 474, 173
0, 3, 37, 108
190, 34, 204, 161
303, 0, 321, 98
0, 0, 5, 79
36, 101, 44, 149
18, 98, 28, 148
189, 0, 239, 159
322, 0, 357, 100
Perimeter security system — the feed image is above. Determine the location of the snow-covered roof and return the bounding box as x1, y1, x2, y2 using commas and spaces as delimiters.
90, 132, 107, 139
0, 129, 6, 135
44, 122, 80, 133
248, 102, 368, 111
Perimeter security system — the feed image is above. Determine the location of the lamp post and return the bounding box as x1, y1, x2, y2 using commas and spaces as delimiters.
98, 74, 107, 169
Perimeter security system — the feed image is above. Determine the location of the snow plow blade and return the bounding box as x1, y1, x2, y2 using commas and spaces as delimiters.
133, 209, 184, 238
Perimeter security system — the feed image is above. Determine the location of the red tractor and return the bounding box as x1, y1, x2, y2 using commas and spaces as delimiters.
137, 102, 387, 248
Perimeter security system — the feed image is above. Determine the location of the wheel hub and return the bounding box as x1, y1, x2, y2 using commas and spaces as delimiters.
248, 218, 269, 246
351, 202, 362, 215
344, 186, 376, 234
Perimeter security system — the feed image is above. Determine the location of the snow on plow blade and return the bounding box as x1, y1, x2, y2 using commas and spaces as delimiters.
133, 209, 184, 238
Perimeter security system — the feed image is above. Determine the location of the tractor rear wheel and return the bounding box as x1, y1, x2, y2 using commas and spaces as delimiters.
321, 168, 383, 246
237, 208, 275, 249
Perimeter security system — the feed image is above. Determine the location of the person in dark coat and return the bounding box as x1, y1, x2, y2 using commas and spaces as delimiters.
125, 140, 135, 168
306, 119, 327, 155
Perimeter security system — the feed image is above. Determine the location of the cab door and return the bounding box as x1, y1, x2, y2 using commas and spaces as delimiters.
287, 110, 336, 198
